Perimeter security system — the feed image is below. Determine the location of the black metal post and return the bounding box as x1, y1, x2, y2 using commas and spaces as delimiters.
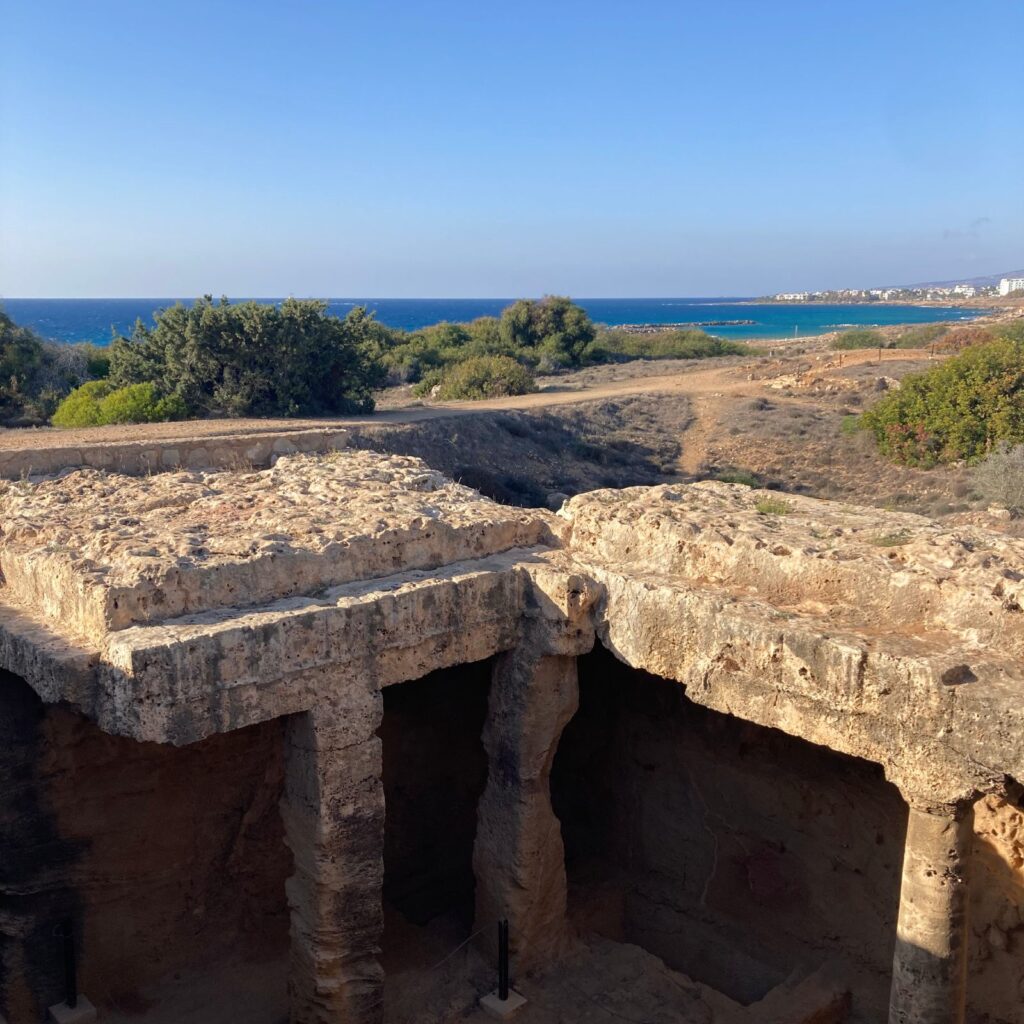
60, 918, 78, 1009
497, 919, 509, 1001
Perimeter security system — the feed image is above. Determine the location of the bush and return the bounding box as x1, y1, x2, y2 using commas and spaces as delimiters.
973, 442, 1024, 511
831, 329, 885, 350
860, 336, 1024, 464
498, 296, 596, 369
109, 296, 386, 417
432, 356, 537, 401
755, 495, 791, 515
582, 329, 751, 364
712, 467, 762, 487
52, 381, 186, 428
51, 380, 113, 427
892, 324, 948, 349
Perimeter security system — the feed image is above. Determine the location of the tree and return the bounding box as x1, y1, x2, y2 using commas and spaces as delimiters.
498, 296, 596, 368
108, 296, 387, 417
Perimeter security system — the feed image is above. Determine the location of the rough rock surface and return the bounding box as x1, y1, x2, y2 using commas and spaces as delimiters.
0, 451, 559, 636
561, 481, 1024, 802
3, 444, 1024, 1024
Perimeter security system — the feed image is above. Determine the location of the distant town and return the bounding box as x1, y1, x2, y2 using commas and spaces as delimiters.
765, 275, 1024, 303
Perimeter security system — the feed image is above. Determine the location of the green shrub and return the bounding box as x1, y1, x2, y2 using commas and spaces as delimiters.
109, 296, 386, 417
755, 495, 791, 515
871, 529, 913, 547
98, 382, 186, 424
51, 380, 114, 427
713, 467, 762, 487
52, 381, 186, 427
498, 296, 596, 369
583, 329, 750, 364
433, 356, 536, 400
831, 329, 885, 350
860, 337, 1024, 464
892, 323, 948, 349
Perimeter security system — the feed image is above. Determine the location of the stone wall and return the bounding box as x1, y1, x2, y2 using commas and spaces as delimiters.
0, 670, 289, 1021
969, 792, 1024, 1022
0, 428, 351, 481
552, 647, 908, 1020
551, 647, 1024, 1024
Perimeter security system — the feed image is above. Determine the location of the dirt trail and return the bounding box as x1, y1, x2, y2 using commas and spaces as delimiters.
0, 348, 924, 454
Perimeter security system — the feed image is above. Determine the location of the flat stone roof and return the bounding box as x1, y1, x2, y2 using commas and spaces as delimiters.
0, 450, 560, 638
564, 481, 1024, 659
2, 444, 1023, 796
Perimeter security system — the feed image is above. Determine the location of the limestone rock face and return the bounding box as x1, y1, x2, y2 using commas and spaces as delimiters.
562, 481, 1024, 657
0, 451, 560, 637
560, 482, 1024, 802
4, 443, 1024, 1023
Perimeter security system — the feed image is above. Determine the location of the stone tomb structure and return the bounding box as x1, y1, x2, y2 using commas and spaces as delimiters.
1, 448, 1024, 1024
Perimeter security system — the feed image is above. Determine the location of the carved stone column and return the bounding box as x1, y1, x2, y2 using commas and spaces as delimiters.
473, 651, 579, 968
888, 798, 973, 1024
281, 687, 384, 1024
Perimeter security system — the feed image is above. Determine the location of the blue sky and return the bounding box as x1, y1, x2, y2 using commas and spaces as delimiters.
1, 0, 1021, 297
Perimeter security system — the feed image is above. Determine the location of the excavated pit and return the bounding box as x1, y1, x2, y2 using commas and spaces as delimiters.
552, 645, 907, 1022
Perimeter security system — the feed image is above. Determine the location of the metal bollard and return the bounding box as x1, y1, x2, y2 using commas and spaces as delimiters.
497, 919, 509, 1001
59, 918, 77, 1009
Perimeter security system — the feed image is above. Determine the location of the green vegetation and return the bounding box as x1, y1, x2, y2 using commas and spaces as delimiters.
583, 329, 751, 363
755, 495, 791, 515
107, 296, 385, 418
861, 323, 1024, 465
890, 323, 948, 349
0, 310, 110, 424
870, 529, 913, 547
712, 467, 762, 487
426, 355, 537, 401
5, 293, 759, 426
830, 328, 885, 350
382, 316, 516, 384
382, 296, 748, 400
52, 381, 186, 428
498, 295, 597, 369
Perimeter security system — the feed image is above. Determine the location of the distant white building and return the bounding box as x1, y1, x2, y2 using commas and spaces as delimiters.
953, 284, 977, 297
775, 292, 809, 301
999, 277, 1024, 296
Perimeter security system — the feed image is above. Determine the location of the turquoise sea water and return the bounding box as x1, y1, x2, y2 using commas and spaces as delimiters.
1, 297, 986, 346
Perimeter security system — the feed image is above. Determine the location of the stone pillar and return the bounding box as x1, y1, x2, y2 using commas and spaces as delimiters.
888, 799, 973, 1024
473, 651, 579, 968
281, 687, 384, 1024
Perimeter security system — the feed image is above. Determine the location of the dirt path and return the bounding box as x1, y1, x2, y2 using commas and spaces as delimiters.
0, 348, 925, 454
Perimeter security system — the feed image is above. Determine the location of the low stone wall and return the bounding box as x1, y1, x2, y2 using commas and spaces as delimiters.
0, 427, 351, 480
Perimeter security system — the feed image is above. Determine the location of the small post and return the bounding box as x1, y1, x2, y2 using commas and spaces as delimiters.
61, 919, 77, 1009
480, 917, 526, 1019
47, 919, 96, 1023
498, 919, 510, 1000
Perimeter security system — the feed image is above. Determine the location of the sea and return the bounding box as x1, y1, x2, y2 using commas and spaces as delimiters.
0, 297, 987, 346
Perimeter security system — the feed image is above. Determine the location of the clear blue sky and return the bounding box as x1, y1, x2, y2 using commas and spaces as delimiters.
2, 0, 1021, 298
